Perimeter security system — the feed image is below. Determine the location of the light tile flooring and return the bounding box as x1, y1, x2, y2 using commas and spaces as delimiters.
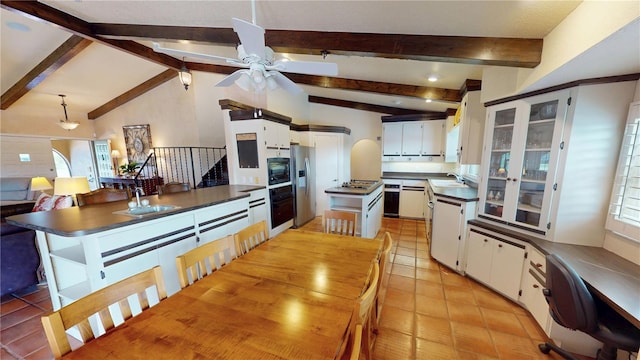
1, 217, 587, 359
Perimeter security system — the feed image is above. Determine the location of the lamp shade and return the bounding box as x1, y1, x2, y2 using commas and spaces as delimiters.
54, 176, 90, 196
30, 177, 53, 192
111, 149, 121, 158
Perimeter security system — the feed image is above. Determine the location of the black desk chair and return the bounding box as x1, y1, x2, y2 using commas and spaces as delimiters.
539, 254, 640, 360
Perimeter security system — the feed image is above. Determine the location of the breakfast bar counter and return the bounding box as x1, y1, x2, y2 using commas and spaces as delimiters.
6, 185, 268, 309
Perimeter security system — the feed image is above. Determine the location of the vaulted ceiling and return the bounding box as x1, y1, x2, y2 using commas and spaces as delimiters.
1, 0, 615, 122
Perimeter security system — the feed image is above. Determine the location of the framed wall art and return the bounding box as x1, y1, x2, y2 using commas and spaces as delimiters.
123, 124, 153, 164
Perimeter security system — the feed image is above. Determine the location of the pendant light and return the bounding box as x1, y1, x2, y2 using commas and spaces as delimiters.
57, 94, 79, 131
178, 57, 192, 91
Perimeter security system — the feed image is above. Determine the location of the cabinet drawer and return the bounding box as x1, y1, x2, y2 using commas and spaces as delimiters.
528, 246, 546, 274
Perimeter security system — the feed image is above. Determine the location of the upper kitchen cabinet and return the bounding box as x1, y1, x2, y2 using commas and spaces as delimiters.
456, 91, 486, 164
264, 121, 291, 151
478, 80, 637, 245
382, 119, 445, 161
382, 123, 402, 156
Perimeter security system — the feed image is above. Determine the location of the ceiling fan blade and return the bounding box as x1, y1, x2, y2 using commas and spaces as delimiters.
214, 70, 248, 87
152, 42, 240, 64
269, 72, 304, 94
274, 60, 339, 76
232, 18, 265, 57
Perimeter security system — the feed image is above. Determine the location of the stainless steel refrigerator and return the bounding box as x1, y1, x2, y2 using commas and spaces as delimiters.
290, 145, 316, 228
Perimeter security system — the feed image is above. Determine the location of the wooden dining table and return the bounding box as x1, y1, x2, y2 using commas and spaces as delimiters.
63, 229, 382, 359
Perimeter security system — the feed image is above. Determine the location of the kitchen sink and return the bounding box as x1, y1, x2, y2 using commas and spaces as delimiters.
429, 179, 469, 188
113, 205, 179, 218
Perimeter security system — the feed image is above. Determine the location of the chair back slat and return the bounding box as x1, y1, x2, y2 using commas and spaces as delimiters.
41, 266, 166, 358
157, 182, 190, 195
234, 221, 269, 256
175, 235, 235, 288
323, 210, 357, 236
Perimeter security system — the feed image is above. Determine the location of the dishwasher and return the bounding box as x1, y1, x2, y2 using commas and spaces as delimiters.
383, 182, 400, 217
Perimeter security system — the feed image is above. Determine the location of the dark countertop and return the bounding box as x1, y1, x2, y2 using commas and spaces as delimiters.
6, 185, 264, 237
430, 185, 479, 202
325, 181, 384, 196
468, 219, 640, 328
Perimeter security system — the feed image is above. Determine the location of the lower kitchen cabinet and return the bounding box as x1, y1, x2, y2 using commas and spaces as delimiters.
430, 197, 475, 272
399, 180, 425, 218
465, 226, 526, 301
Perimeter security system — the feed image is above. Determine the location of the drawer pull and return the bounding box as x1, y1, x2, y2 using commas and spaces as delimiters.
533, 284, 539, 289
484, 239, 488, 243
498, 244, 503, 248
535, 263, 543, 268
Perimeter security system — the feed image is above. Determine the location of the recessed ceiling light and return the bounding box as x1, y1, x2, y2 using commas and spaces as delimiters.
427, 75, 438, 82
425, 99, 432, 103
6, 21, 30, 32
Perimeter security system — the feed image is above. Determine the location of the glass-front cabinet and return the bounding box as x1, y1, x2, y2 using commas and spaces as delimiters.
479, 91, 568, 234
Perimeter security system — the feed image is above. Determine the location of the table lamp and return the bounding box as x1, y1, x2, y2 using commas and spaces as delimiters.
54, 176, 90, 206
111, 149, 121, 175
30, 177, 53, 196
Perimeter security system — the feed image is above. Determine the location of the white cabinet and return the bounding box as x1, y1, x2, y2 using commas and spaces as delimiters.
399, 180, 425, 218
264, 121, 290, 150
421, 120, 444, 156
465, 227, 526, 301
327, 185, 383, 239
519, 246, 549, 329
478, 81, 636, 244
457, 91, 486, 164
382, 123, 402, 156
402, 122, 423, 155
382, 120, 445, 161
430, 197, 476, 272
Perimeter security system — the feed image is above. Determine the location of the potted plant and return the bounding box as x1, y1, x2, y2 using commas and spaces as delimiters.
119, 161, 140, 177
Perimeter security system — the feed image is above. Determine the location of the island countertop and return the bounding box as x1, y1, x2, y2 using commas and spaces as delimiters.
6, 185, 264, 237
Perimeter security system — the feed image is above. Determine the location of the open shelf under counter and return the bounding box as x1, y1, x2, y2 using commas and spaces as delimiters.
58, 280, 91, 304
50, 244, 86, 265
329, 206, 362, 213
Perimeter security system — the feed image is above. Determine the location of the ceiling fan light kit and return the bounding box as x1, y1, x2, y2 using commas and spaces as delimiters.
153, 12, 337, 95
57, 94, 80, 131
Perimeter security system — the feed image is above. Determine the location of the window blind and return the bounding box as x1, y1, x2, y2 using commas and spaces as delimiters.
606, 102, 640, 241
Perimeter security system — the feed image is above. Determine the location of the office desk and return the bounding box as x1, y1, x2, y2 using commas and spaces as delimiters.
63, 230, 381, 359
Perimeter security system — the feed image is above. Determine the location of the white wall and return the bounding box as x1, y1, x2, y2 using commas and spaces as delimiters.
0, 135, 55, 179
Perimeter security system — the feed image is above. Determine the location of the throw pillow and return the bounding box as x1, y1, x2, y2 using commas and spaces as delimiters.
32, 193, 53, 212
52, 195, 72, 210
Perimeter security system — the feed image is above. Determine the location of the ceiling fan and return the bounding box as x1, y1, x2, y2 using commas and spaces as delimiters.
153, 8, 338, 94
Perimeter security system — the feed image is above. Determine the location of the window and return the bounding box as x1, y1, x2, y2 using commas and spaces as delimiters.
606, 102, 640, 242
52, 150, 71, 178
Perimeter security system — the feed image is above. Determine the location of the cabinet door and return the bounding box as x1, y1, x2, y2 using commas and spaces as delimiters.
481, 103, 523, 222
264, 122, 289, 149
382, 123, 403, 156
421, 120, 444, 156
399, 186, 425, 218
458, 91, 486, 164
521, 265, 549, 329
431, 199, 462, 270
465, 230, 493, 284
402, 122, 423, 156
490, 239, 525, 300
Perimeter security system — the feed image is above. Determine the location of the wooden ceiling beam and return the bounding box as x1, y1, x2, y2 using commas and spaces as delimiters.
1, 35, 92, 110
88, 69, 177, 119
92, 23, 542, 68
308, 96, 436, 116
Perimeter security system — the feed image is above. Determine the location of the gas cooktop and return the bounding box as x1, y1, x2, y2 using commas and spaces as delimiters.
341, 180, 377, 189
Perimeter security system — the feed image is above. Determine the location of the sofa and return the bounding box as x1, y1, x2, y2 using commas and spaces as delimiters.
1, 177, 39, 297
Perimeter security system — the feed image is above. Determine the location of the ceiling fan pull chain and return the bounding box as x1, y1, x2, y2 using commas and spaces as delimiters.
251, 0, 257, 25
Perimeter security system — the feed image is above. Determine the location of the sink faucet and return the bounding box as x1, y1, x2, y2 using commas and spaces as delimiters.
447, 173, 464, 183
134, 187, 143, 207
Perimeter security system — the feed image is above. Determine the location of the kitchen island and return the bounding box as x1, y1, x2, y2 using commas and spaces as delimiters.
7, 185, 266, 309
325, 180, 384, 238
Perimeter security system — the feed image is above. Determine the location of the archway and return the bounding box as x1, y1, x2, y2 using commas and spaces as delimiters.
350, 139, 381, 180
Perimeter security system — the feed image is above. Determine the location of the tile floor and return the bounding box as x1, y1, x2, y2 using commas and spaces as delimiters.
1, 217, 586, 359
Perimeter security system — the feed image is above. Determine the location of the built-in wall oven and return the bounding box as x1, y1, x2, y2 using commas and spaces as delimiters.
267, 157, 290, 186
269, 185, 294, 228
383, 182, 400, 217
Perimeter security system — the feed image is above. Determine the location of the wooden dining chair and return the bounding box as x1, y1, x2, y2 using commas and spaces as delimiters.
175, 235, 235, 289
340, 261, 379, 360
374, 232, 393, 330
234, 220, 269, 256
76, 188, 130, 207
323, 210, 357, 236
41, 266, 166, 358
157, 182, 190, 195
